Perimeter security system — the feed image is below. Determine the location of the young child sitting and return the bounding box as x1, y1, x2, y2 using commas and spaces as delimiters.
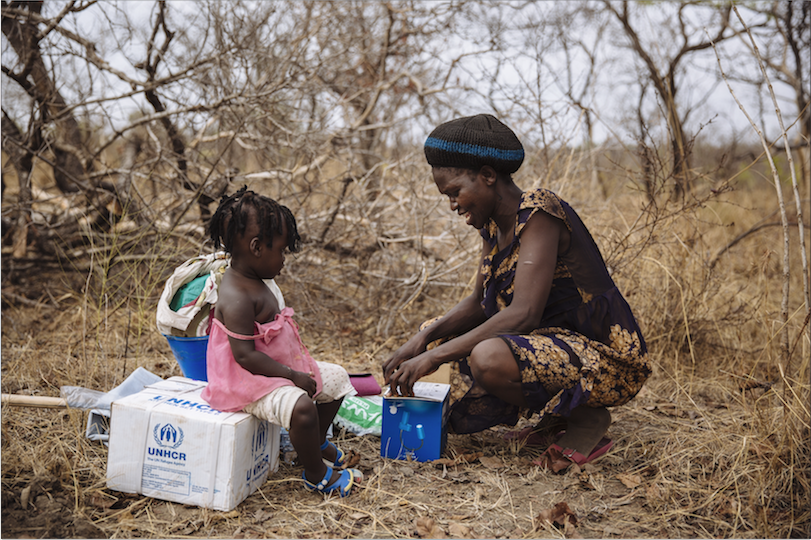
201, 187, 361, 497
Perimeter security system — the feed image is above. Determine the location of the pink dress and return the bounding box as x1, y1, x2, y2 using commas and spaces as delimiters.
201, 307, 323, 412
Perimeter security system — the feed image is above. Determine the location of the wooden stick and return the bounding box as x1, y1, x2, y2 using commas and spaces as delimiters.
1, 394, 68, 408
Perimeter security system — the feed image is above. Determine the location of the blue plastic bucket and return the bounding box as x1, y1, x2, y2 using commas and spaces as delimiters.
164, 335, 209, 381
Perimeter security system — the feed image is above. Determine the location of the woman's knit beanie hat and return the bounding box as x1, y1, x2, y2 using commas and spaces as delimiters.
424, 114, 524, 174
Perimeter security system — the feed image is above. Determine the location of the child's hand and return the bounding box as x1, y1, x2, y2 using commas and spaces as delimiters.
290, 369, 317, 397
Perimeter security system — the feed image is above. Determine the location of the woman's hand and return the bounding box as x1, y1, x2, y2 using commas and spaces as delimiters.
290, 369, 317, 397
382, 333, 428, 383
387, 351, 439, 397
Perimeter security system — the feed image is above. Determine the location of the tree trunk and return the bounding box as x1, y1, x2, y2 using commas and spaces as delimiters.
1, 110, 36, 258
2, 2, 86, 193
668, 107, 690, 200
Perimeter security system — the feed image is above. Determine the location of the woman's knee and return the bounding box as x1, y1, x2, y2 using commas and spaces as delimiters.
469, 338, 517, 384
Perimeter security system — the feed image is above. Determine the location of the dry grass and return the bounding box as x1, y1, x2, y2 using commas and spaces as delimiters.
2, 158, 809, 538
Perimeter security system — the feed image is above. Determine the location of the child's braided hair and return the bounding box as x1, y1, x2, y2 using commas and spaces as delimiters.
209, 186, 301, 254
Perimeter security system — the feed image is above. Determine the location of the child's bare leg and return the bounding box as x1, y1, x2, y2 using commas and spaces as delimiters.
288, 395, 338, 485
316, 398, 343, 463
555, 405, 611, 456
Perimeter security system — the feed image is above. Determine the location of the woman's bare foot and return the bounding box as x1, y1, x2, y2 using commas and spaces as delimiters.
554, 405, 611, 457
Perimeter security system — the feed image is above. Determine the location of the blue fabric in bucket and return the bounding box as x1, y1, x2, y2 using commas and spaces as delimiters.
164, 334, 209, 381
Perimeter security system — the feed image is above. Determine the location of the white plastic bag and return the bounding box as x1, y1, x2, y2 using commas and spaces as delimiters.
156, 252, 285, 337
156, 252, 228, 337
60, 367, 164, 444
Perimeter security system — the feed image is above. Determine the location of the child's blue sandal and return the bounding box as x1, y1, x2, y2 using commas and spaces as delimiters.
320, 439, 348, 469
302, 466, 362, 497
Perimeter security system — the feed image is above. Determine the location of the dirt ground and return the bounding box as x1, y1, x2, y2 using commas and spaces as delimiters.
1, 266, 808, 539
1, 388, 664, 539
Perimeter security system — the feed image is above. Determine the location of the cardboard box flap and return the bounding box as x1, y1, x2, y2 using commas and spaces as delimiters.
383, 382, 450, 402
143, 376, 206, 393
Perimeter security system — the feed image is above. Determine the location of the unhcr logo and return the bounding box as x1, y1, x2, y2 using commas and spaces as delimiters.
252, 421, 268, 454
153, 423, 185, 449
148, 395, 221, 414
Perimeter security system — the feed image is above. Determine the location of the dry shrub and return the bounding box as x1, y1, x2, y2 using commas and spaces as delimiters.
2, 145, 809, 538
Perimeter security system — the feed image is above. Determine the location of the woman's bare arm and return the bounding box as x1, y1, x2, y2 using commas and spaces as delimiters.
387, 211, 562, 394
382, 239, 489, 381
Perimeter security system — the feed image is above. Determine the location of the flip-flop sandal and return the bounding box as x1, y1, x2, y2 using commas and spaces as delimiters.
321, 439, 347, 469
532, 436, 613, 473
302, 466, 363, 497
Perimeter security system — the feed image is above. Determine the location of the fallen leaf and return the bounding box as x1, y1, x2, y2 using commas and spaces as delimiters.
446, 471, 469, 482
448, 521, 471, 538
738, 378, 772, 391
349, 512, 367, 520
564, 519, 581, 538
211, 510, 240, 522
616, 473, 643, 489
577, 472, 597, 490
457, 452, 483, 463
714, 495, 740, 518
253, 509, 274, 522
479, 456, 503, 469
415, 516, 445, 538
535, 501, 580, 538
582, 463, 599, 474
20, 486, 31, 510
344, 449, 362, 469
432, 452, 483, 468
88, 493, 115, 509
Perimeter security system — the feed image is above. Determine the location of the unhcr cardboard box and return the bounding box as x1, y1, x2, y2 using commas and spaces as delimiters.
381, 382, 450, 462
106, 377, 279, 511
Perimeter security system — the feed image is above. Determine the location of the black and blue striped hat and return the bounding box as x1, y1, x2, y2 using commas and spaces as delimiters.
424, 114, 524, 174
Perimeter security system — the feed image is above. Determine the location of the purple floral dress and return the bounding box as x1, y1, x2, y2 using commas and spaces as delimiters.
427, 189, 650, 434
